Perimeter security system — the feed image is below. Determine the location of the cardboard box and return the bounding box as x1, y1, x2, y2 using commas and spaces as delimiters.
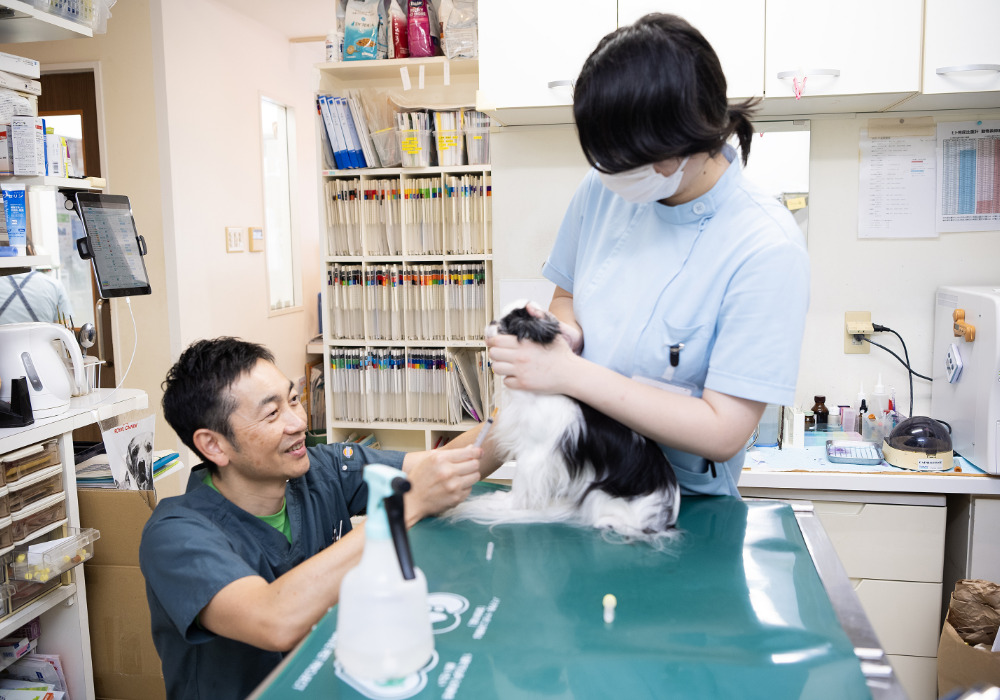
78, 489, 165, 700
938, 620, 1000, 697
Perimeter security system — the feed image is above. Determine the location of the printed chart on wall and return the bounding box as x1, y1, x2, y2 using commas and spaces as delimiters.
937, 120, 1000, 233
858, 117, 936, 239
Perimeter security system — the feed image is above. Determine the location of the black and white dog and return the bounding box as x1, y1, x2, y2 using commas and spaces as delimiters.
447, 302, 681, 543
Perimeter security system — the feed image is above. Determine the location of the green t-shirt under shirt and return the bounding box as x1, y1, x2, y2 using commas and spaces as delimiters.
202, 472, 292, 543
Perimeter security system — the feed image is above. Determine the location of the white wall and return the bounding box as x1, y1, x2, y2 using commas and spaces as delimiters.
157, 0, 322, 392
489, 110, 1000, 420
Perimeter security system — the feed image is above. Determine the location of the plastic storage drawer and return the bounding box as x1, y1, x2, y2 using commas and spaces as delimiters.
8, 528, 99, 582
8, 466, 63, 513
0, 440, 60, 487
0, 486, 10, 520
10, 493, 66, 545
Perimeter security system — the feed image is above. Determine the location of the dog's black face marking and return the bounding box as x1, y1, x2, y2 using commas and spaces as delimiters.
495, 306, 562, 345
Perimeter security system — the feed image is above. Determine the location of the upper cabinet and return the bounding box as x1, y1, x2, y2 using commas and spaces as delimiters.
478, 1, 972, 125
896, 0, 1000, 111
761, 0, 921, 115
617, 1, 764, 103
477, 0, 616, 125
0, 1, 93, 42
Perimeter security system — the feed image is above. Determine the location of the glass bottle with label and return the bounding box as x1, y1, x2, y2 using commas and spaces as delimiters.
811, 395, 830, 427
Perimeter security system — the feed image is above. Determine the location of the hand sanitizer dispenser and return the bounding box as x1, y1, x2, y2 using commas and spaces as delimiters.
335, 464, 433, 681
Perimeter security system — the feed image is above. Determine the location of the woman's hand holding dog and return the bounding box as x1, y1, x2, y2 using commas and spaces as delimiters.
486, 325, 580, 394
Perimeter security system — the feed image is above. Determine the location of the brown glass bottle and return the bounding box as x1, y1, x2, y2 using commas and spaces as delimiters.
811, 395, 830, 425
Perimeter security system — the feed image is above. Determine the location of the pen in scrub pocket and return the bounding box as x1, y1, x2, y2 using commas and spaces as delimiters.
473, 407, 499, 448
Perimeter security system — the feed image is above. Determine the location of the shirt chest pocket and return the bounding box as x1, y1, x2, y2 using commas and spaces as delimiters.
636, 317, 714, 395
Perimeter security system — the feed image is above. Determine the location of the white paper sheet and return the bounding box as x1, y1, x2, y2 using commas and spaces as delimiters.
858, 129, 937, 239
937, 120, 1000, 233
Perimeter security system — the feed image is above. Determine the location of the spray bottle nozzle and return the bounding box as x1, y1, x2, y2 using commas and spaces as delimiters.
362, 465, 418, 581
391, 476, 411, 496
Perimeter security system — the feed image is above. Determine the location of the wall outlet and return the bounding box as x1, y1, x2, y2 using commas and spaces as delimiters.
226, 226, 246, 253
844, 311, 871, 354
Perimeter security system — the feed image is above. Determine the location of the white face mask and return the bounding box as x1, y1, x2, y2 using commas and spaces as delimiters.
599, 157, 690, 203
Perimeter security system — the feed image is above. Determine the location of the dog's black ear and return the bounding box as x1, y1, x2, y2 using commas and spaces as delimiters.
497, 306, 561, 345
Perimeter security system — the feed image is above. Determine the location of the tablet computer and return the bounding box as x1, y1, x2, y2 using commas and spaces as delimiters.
74, 192, 152, 298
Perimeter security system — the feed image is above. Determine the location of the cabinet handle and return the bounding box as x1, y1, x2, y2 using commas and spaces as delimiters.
936, 64, 1000, 75
776, 69, 841, 80
547, 80, 575, 89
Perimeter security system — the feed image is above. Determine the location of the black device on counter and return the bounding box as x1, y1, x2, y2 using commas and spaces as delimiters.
0, 377, 33, 428
74, 192, 152, 298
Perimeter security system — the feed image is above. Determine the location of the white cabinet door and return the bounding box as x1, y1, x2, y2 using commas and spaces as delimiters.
922, 0, 1000, 96
617, 1, 765, 101
764, 0, 921, 112
477, 0, 616, 115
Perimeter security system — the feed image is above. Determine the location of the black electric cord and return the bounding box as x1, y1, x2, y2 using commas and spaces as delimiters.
860, 323, 932, 418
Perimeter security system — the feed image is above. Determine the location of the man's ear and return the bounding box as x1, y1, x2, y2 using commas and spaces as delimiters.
193, 429, 232, 468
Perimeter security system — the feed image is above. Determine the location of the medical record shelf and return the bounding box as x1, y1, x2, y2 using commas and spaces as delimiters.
320, 163, 494, 453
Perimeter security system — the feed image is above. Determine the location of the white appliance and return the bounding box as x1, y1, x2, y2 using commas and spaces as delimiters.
0, 322, 85, 419
930, 286, 1000, 474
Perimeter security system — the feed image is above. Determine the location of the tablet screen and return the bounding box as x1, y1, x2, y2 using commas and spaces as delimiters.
75, 193, 152, 298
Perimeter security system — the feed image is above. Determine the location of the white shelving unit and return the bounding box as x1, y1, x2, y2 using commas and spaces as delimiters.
0, 389, 147, 700
320, 164, 493, 452
316, 59, 493, 453
0, 1, 92, 42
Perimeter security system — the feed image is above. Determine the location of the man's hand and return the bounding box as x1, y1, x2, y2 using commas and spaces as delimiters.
402, 446, 482, 525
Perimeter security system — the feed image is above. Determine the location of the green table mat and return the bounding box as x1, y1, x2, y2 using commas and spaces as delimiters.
252, 490, 870, 699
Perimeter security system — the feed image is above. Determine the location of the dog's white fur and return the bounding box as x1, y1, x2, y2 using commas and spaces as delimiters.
447, 301, 681, 544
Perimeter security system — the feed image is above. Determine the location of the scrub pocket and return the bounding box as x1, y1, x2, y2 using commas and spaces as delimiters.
650, 318, 713, 392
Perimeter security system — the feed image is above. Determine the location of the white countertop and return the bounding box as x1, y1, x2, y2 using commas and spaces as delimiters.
0, 388, 148, 454
741, 444, 1000, 496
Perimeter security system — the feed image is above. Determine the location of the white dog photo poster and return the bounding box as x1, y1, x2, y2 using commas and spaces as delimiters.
100, 412, 156, 491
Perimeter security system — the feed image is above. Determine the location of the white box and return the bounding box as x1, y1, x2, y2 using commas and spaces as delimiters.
0, 124, 12, 176
0, 51, 40, 80
45, 134, 64, 178
10, 116, 39, 176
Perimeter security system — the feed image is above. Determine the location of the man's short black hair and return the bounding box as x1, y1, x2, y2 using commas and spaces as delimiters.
161, 337, 274, 465
574, 13, 760, 173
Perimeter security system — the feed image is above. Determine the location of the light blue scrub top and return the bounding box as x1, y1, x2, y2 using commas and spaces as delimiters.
542, 145, 810, 497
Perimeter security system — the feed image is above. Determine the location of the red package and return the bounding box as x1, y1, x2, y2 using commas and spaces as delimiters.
389, 0, 409, 59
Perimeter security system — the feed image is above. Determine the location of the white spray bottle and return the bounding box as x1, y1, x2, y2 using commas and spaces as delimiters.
335, 464, 433, 682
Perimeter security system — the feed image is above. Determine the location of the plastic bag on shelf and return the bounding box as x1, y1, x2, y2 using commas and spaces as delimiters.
443, 0, 477, 59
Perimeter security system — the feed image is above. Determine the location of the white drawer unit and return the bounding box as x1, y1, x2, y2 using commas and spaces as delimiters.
852, 579, 942, 657
887, 654, 938, 700
814, 501, 946, 583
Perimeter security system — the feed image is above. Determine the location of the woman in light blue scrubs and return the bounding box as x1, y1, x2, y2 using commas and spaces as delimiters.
486, 14, 810, 498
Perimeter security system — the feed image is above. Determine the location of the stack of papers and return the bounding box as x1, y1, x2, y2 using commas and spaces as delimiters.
75, 454, 114, 489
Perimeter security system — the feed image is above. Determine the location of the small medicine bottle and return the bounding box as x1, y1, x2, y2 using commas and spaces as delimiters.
325, 29, 342, 63
811, 395, 829, 426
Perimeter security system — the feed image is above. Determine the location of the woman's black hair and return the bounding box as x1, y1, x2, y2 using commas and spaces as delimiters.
573, 13, 759, 172
161, 337, 275, 467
